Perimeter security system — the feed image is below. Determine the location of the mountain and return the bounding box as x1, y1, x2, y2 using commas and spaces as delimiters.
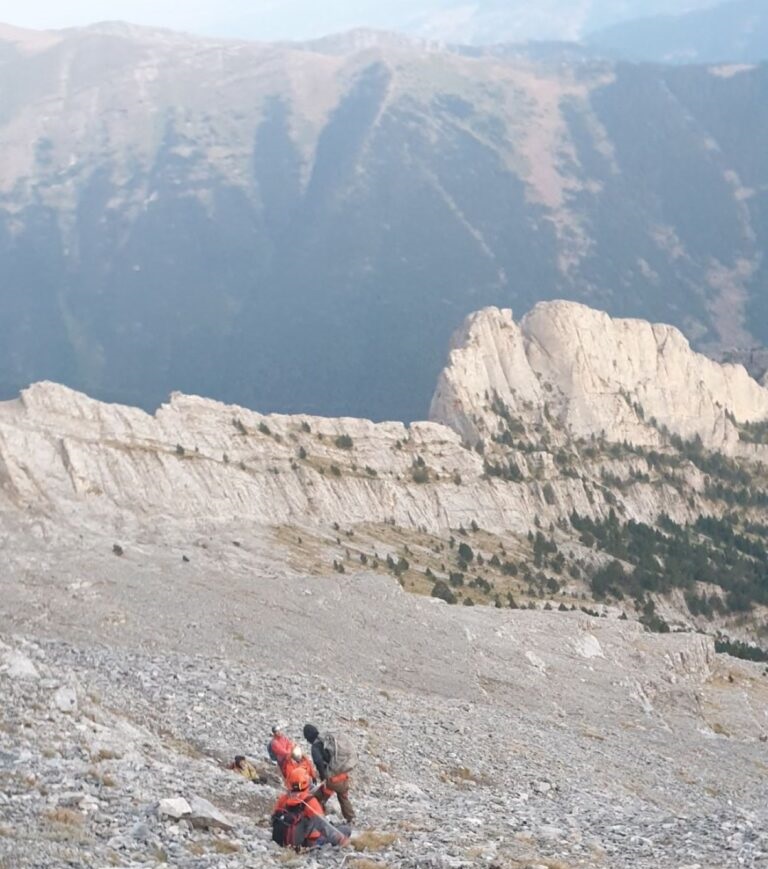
206, 1, 721, 44
1, 23, 768, 420
588, 0, 768, 64
407, 0, 719, 44
3, 301, 768, 634
3, 302, 768, 866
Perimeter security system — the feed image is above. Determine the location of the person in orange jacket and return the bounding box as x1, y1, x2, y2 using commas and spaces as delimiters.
267, 723, 295, 772
281, 745, 318, 786
271, 767, 350, 849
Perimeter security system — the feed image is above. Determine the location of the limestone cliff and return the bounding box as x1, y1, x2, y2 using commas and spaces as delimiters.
4, 302, 768, 643
430, 301, 768, 453
2, 302, 768, 543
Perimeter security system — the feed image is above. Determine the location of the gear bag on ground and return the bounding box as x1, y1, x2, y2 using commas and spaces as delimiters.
271, 805, 303, 846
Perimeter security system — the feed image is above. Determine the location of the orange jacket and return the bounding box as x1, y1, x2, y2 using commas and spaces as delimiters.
273, 791, 324, 842
282, 756, 318, 784
269, 734, 295, 766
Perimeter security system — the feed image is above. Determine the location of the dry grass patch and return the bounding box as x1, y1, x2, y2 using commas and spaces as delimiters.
44, 807, 84, 827
159, 731, 206, 759
350, 860, 390, 869
275, 851, 304, 865
440, 765, 491, 787
212, 839, 241, 854
494, 859, 572, 869
87, 766, 117, 787
351, 831, 398, 852
711, 722, 729, 736
92, 746, 122, 762
581, 729, 605, 741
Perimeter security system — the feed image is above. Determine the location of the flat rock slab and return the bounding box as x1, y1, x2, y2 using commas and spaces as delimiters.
157, 797, 192, 820
188, 795, 235, 831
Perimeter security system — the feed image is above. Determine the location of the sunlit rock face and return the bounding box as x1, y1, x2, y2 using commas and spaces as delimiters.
430, 302, 768, 453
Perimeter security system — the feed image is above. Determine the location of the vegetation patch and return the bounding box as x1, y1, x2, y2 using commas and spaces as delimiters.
572, 510, 768, 614
715, 636, 768, 663
351, 831, 398, 852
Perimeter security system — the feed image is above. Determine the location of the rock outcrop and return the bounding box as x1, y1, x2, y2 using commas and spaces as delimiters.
2, 302, 768, 542
3, 303, 768, 869
430, 301, 768, 453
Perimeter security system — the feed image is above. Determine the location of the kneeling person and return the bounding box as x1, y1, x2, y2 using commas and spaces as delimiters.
272, 768, 350, 850
282, 745, 318, 786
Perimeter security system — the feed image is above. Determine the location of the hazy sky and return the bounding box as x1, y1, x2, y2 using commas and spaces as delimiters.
0, 1, 724, 43
0, 0, 419, 40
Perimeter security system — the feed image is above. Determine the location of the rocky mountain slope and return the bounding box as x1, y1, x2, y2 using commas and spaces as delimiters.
4, 596, 767, 868
1, 22, 767, 419
3, 301, 768, 867
2, 302, 768, 639
588, 0, 768, 64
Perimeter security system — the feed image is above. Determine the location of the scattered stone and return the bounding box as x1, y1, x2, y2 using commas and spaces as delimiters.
3, 649, 40, 681
57, 793, 85, 808
53, 686, 77, 714
157, 797, 192, 820
130, 821, 152, 842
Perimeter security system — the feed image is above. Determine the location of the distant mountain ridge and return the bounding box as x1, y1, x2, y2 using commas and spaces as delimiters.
588, 0, 768, 64
406, 0, 719, 44
0, 23, 767, 420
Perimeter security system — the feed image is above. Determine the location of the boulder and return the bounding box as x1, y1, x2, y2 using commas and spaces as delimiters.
187, 795, 234, 831
2, 649, 39, 681
53, 686, 78, 714
157, 797, 192, 820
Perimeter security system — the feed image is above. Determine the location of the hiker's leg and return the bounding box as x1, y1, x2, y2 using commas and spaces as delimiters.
291, 816, 314, 848
305, 816, 348, 847
317, 785, 331, 810
333, 780, 355, 823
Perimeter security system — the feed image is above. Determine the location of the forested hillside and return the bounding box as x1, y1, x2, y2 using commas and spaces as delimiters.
0, 25, 766, 419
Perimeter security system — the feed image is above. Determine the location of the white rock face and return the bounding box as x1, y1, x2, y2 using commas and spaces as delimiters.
1, 302, 766, 542
0, 380, 617, 536
430, 302, 768, 452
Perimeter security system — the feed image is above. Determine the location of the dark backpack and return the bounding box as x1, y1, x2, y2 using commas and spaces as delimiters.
271, 805, 304, 848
